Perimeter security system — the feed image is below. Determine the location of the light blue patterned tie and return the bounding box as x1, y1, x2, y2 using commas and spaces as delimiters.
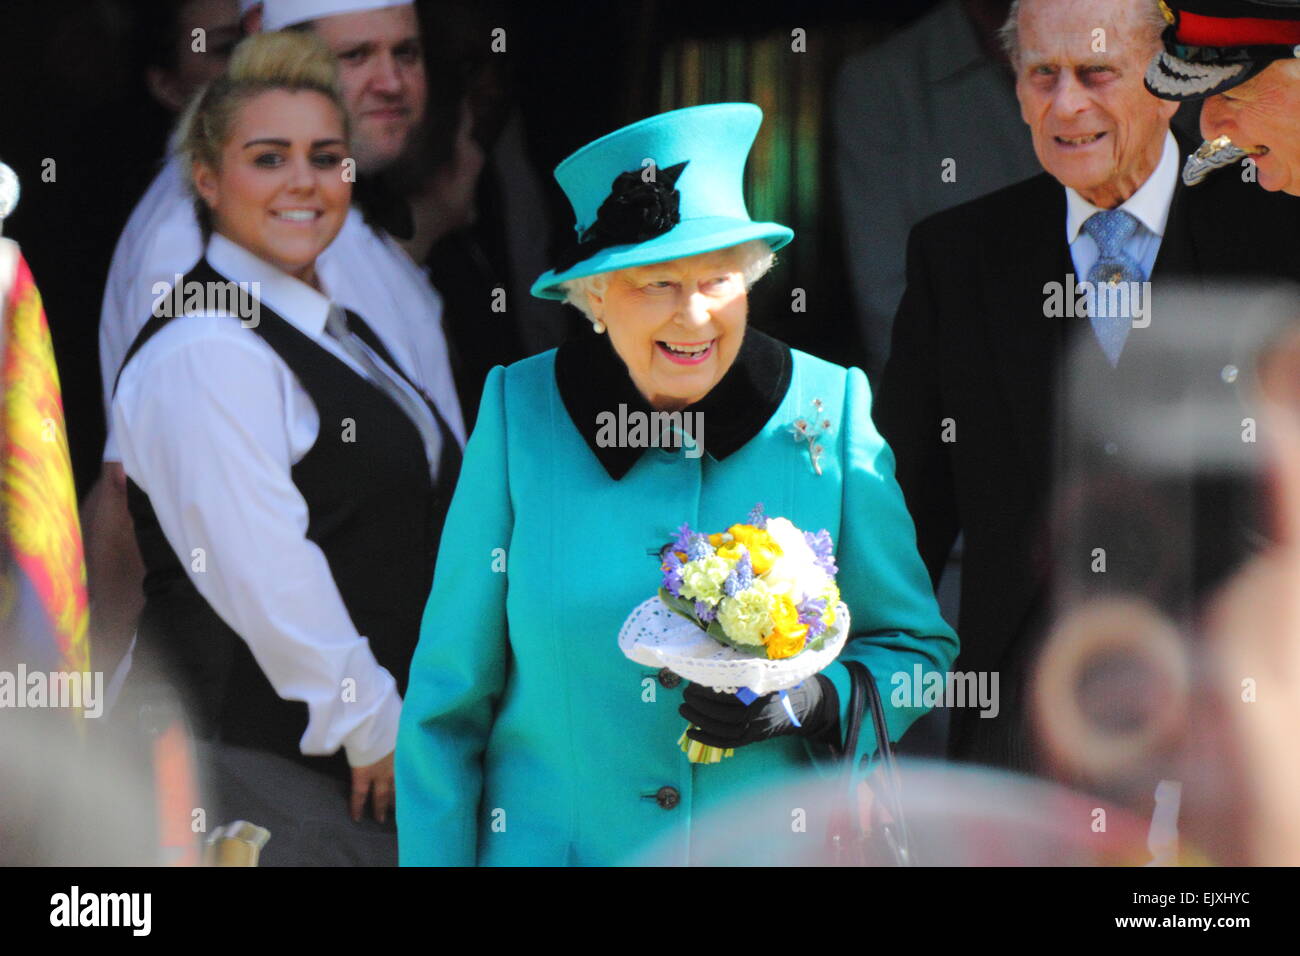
1082, 209, 1144, 367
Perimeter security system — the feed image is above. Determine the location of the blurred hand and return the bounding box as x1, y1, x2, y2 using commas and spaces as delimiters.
350, 750, 395, 823
1198, 329, 1300, 865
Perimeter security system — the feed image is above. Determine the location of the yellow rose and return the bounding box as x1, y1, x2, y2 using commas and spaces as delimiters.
727, 524, 782, 576
764, 594, 808, 660
716, 541, 745, 564
765, 629, 807, 660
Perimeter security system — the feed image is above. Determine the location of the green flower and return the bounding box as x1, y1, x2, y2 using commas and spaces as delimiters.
717, 580, 775, 646
821, 581, 841, 628
679, 555, 731, 605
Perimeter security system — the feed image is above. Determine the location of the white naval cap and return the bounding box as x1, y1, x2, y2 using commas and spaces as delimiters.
262, 0, 412, 31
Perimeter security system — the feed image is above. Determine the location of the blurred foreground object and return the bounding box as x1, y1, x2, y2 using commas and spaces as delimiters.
1195, 319, 1300, 866
0, 162, 18, 237
0, 709, 158, 865
629, 761, 1152, 866
1045, 281, 1300, 863
0, 186, 206, 865
1033, 598, 1190, 799
0, 208, 152, 863
0, 197, 89, 679
203, 821, 271, 867
1052, 282, 1300, 616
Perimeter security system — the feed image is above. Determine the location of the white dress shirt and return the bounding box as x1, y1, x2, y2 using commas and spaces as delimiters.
1065, 130, 1178, 286
99, 155, 465, 461
113, 232, 432, 767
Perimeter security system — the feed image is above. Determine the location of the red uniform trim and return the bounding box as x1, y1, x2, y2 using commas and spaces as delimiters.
1178, 11, 1300, 47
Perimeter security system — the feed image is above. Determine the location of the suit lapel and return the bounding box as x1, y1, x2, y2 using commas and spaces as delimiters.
1151, 177, 1200, 281
970, 176, 1074, 670
982, 175, 1072, 480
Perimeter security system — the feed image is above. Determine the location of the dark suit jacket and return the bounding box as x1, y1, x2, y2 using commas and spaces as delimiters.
873, 135, 1300, 772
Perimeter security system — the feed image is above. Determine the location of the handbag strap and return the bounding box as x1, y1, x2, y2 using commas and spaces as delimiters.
840, 659, 869, 763
840, 660, 913, 865
841, 660, 892, 765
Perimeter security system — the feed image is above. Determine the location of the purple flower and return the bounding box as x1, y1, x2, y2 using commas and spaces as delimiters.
803, 529, 838, 576
694, 600, 718, 623
686, 534, 714, 562
797, 596, 829, 638
797, 596, 827, 619
671, 522, 694, 553
661, 549, 684, 598
723, 550, 754, 597
747, 502, 768, 529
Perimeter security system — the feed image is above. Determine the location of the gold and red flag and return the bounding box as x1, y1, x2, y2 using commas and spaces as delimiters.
0, 238, 89, 677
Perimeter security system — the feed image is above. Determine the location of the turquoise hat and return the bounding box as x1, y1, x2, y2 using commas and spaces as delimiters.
530, 103, 794, 300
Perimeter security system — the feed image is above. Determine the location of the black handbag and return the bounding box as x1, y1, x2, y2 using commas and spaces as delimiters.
827, 660, 913, 866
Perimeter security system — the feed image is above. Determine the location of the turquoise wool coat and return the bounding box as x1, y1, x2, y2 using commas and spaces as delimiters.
396, 333, 958, 865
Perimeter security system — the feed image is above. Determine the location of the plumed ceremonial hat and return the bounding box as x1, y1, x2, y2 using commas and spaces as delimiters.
1146, 0, 1300, 100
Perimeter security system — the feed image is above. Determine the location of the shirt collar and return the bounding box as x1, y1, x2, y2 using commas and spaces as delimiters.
205, 231, 334, 338
1065, 130, 1179, 244
555, 327, 793, 481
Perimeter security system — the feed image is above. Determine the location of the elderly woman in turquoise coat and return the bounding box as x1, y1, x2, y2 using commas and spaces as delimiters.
395, 103, 958, 866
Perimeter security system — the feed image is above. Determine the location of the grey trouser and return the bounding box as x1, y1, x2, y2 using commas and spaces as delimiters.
198, 741, 397, 867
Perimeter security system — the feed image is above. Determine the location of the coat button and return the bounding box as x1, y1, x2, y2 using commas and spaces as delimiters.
657, 668, 681, 689
655, 786, 680, 810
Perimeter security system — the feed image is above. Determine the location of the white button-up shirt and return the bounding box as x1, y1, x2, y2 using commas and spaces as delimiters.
99, 155, 465, 461
1064, 130, 1178, 285
113, 232, 428, 767
1062, 131, 1179, 363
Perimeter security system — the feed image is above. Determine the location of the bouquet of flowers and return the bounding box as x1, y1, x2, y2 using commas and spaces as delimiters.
619, 504, 850, 763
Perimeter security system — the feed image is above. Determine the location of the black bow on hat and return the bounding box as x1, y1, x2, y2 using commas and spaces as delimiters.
551, 161, 688, 274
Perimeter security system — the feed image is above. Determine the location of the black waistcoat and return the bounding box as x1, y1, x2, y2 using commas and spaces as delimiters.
116, 258, 461, 779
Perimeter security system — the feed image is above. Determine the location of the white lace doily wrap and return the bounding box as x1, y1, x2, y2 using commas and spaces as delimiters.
618, 596, 851, 695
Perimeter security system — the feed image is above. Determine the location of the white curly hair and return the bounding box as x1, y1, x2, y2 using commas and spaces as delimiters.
558, 239, 777, 326
998, 0, 1169, 71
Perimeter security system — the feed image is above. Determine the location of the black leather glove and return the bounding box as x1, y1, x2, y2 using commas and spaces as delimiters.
679, 675, 839, 748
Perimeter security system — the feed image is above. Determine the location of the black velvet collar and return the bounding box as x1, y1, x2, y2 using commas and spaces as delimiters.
555, 328, 793, 481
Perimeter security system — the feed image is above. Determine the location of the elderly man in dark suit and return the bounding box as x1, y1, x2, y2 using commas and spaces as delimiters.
874, 0, 1300, 774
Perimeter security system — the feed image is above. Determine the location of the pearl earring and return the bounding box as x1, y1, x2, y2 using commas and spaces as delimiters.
592, 319, 607, 334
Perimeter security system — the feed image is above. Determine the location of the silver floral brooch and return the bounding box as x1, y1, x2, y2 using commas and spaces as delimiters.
789, 398, 832, 476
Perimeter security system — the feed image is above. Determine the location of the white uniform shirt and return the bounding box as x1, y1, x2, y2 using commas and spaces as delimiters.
113, 232, 436, 767
99, 155, 466, 461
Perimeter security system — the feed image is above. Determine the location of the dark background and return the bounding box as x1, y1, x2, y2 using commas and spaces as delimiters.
0, 0, 943, 497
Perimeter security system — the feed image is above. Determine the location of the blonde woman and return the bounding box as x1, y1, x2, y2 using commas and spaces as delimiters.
112, 31, 459, 865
